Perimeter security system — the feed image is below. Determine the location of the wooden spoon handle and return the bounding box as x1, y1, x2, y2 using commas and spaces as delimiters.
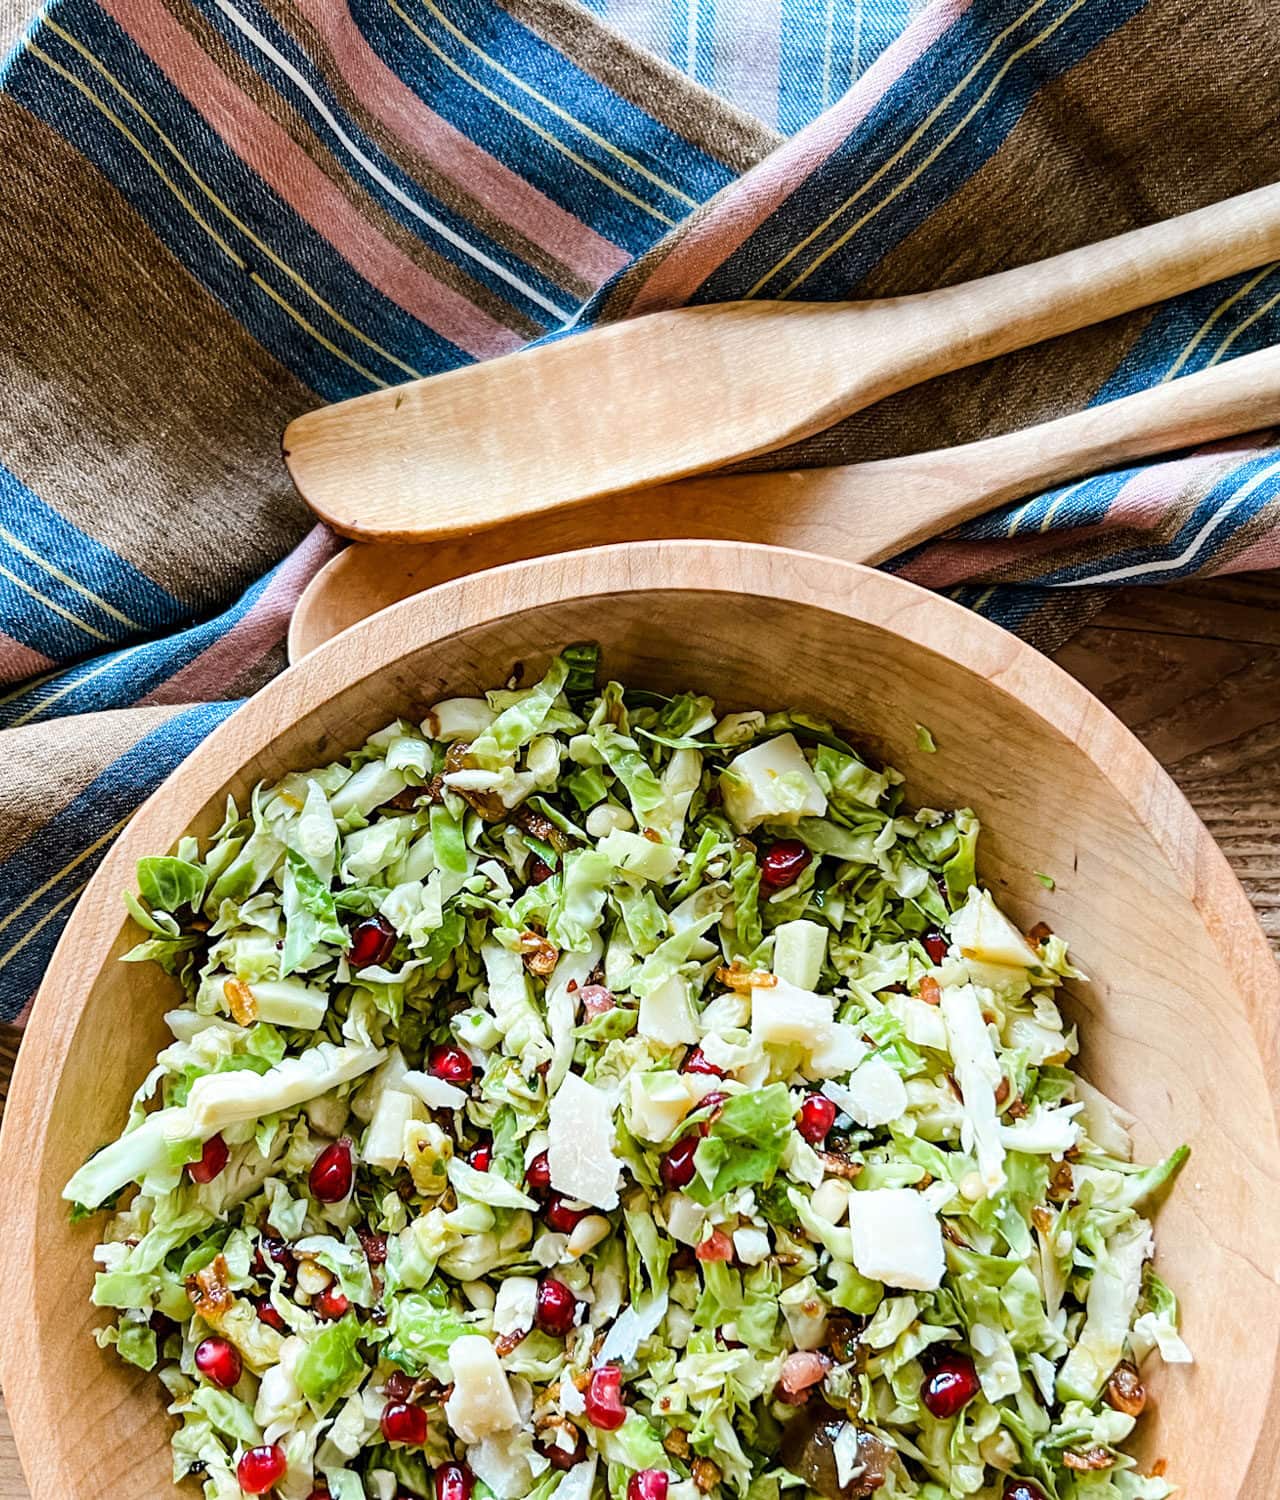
285, 183, 1280, 542
747, 339, 1280, 564
288, 343, 1280, 660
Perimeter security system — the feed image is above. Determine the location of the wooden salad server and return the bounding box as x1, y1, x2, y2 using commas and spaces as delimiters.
286, 339, 1280, 659
284, 182, 1280, 543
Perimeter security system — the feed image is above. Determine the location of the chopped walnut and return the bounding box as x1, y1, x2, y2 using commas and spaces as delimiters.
1063, 1447, 1113, 1472
514, 804, 573, 853
1031, 1205, 1054, 1234
691, 1458, 722, 1493
1006, 1095, 1029, 1120
918, 975, 942, 1006
494, 1328, 529, 1357
223, 978, 257, 1027
994, 1077, 1011, 1107
1027, 921, 1054, 944
663, 1428, 692, 1460
518, 929, 560, 977
1049, 1160, 1075, 1201
187, 1254, 234, 1322
816, 1150, 863, 1180
1105, 1361, 1146, 1417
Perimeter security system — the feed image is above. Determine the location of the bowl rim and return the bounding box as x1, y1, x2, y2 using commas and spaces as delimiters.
2, 539, 1277, 1494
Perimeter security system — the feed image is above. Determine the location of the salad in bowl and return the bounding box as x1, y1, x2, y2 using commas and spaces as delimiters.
65, 647, 1190, 1500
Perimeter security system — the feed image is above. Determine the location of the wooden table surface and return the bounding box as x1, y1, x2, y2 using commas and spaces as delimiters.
1, 570, 1277, 1496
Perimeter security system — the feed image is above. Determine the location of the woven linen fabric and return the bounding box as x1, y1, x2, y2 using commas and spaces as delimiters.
1, 0, 1279, 1026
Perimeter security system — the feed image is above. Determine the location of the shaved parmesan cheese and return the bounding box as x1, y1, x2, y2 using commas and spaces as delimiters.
940, 984, 1006, 1194
720, 734, 828, 832
559, 1368, 586, 1414
547, 1072, 622, 1210
597, 1291, 668, 1366
638, 975, 699, 1046
445, 1336, 521, 1442
949, 887, 1037, 969
401, 1071, 468, 1111
847, 1188, 945, 1291
493, 1276, 539, 1338
751, 979, 832, 1047
554, 1454, 597, 1500
823, 1056, 907, 1128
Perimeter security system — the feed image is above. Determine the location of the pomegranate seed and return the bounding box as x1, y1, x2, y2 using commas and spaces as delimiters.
357, 1226, 388, 1265
584, 1365, 626, 1430
428, 1044, 474, 1087
535, 1278, 579, 1336
922, 929, 949, 965
255, 1236, 296, 1279
307, 1488, 331, 1500
381, 1401, 428, 1445
660, 1135, 699, 1189
528, 856, 555, 885
1003, 1484, 1047, 1500
314, 1285, 349, 1320
628, 1472, 670, 1500
468, 1140, 493, 1172
525, 1151, 552, 1193
237, 1443, 287, 1494
194, 1336, 241, 1390
349, 914, 396, 968
435, 1462, 473, 1500
682, 1048, 725, 1078
694, 1091, 728, 1134
187, 1134, 229, 1184
695, 1228, 734, 1262
149, 1311, 176, 1339
579, 983, 615, 1019
255, 1296, 286, 1332
920, 1350, 981, 1419
759, 840, 812, 892
385, 1371, 415, 1402
309, 1139, 353, 1203
535, 1425, 587, 1470
796, 1094, 837, 1144
545, 1194, 587, 1234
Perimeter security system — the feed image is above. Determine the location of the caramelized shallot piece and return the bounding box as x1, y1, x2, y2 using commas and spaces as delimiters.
223, 978, 257, 1026
715, 964, 778, 991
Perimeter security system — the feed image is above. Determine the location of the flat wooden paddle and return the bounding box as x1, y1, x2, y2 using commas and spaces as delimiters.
287, 340, 1280, 659
285, 183, 1280, 542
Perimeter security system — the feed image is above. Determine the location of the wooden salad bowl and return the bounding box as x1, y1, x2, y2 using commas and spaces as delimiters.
0, 542, 1276, 1497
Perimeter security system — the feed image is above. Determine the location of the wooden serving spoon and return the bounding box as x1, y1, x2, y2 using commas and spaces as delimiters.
287, 340, 1280, 660
284, 183, 1280, 543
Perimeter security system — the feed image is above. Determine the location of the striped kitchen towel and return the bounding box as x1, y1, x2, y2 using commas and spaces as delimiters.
1, 0, 1279, 1024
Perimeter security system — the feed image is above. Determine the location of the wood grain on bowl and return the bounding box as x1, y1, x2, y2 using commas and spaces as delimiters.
0, 545, 1277, 1499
